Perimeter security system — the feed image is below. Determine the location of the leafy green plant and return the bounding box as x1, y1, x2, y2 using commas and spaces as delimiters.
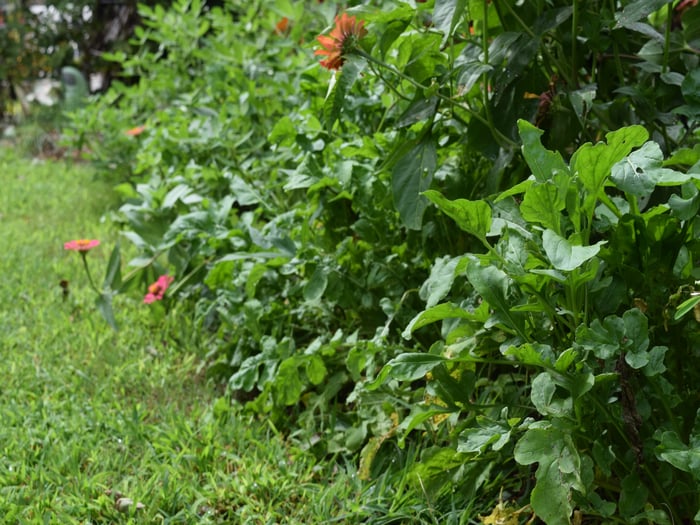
62, 0, 700, 520
376, 120, 700, 523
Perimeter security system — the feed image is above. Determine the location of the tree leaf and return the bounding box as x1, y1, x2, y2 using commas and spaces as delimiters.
393, 136, 437, 230
542, 229, 604, 271
423, 190, 491, 240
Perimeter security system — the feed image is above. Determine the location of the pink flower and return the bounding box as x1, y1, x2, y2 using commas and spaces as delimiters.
125, 126, 146, 136
144, 274, 174, 304
64, 239, 100, 252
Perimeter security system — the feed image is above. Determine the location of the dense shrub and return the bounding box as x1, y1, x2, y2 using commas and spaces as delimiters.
67, 0, 700, 521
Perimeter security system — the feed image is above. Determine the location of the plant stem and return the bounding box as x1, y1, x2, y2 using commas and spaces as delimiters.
480, 0, 499, 149
663, 3, 672, 74
353, 50, 518, 149
80, 252, 101, 294
571, 0, 579, 87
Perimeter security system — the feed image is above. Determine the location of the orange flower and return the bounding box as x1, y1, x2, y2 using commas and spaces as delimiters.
125, 125, 145, 136
64, 239, 100, 252
315, 13, 367, 70
275, 17, 289, 35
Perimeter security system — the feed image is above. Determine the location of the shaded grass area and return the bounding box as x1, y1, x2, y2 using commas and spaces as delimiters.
0, 149, 366, 524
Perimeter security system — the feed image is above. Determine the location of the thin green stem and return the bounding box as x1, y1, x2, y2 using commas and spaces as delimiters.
353, 50, 518, 149
663, 3, 672, 74
480, 0, 499, 148
499, 0, 573, 87
571, 0, 579, 86
80, 252, 101, 294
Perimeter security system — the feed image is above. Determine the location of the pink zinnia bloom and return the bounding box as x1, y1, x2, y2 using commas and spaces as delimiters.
143, 274, 174, 304
125, 126, 145, 136
64, 239, 100, 252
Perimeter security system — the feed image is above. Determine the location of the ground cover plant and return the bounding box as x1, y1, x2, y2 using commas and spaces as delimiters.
63, 0, 700, 522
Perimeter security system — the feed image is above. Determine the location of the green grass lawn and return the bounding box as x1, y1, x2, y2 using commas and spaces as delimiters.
0, 148, 367, 524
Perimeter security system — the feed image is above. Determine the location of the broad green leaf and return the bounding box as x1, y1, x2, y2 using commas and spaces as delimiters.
162, 183, 193, 209
531, 372, 557, 416
504, 343, 556, 367
268, 115, 295, 145
403, 303, 479, 338
518, 120, 569, 182
520, 182, 565, 232
419, 255, 462, 308
400, 405, 454, 442
619, 473, 649, 517
575, 317, 623, 360
515, 427, 561, 465
323, 56, 366, 131
643, 346, 668, 377
531, 460, 574, 525
542, 229, 604, 272
275, 358, 304, 406
622, 307, 650, 353
433, 0, 467, 42
516, 428, 577, 524
306, 355, 327, 385
611, 141, 679, 197
458, 421, 511, 454
656, 430, 700, 480
245, 263, 267, 299
423, 190, 491, 239
230, 175, 262, 206
367, 353, 446, 389
303, 266, 328, 302
393, 136, 437, 230
532, 6, 573, 34
395, 95, 438, 128
465, 257, 526, 338
229, 354, 262, 391
572, 125, 648, 195
592, 441, 616, 477
615, 0, 672, 29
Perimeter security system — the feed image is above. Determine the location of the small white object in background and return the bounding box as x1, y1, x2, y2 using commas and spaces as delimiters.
26, 79, 62, 106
